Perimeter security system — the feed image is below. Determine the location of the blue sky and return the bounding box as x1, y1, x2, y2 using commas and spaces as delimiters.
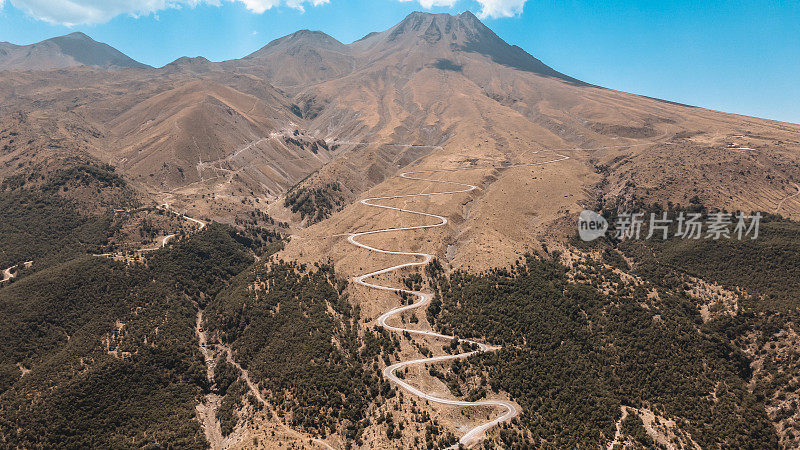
0, 0, 798, 124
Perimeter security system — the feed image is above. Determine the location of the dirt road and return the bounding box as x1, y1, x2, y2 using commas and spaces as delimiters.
349, 150, 569, 448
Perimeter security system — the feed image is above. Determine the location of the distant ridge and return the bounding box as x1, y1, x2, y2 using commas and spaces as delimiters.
0, 32, 149, 71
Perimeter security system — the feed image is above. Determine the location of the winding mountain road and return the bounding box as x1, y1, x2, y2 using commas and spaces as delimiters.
348, 150, 570, 448
138, 205, 207, 251
94, 204, 206, 258
1, 266, 14, 283
1, 261, 32, 283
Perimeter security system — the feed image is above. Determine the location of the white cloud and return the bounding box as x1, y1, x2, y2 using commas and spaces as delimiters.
1, 0, 328, 25
399, 0, 458, 8
284, 0, 329, 13
234, 0, 279, 14
474, 0, 527, 19
400, 0, 528, 19
1, 0, 527, 26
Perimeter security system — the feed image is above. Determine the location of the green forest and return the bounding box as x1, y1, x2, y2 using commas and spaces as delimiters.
0, 160, 140, 270
429, 253, 778, 448
0, 189, 114, 269
3, 159, 799, 449
617, 213, 800, 314
0, 224, 254, 448
205, 261, 391, 444
284, 181, 345, 224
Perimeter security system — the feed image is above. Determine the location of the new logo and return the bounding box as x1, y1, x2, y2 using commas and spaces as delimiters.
578, 210, 608, 241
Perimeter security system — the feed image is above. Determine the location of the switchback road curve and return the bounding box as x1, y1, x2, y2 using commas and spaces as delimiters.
348, 150, 570, 448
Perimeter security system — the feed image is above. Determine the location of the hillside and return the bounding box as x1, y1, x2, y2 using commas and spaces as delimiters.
0, 226, 254, 448
0, 32, 148, 71
0, 65, 342, 225
1, 10, 800, 450
223, 30, 356, 91
276, 11, 800, 268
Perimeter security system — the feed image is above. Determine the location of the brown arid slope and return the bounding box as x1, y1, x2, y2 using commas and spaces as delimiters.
267, 11, 800, 229
2, 10, 800, 450
0, 32, 149, 71
0, 111, 139, 214
277, 11, 800, 268
0, 65, 341, 224
3, 12, 798, 230
223, 29, 357, 92
266, 12, 800, 448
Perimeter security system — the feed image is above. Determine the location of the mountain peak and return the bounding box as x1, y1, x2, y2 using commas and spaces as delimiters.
62, 31, 92, 40
246, 29, 346, 59
350, 11, 581, 84
163, 56, 216, 72
290, 29, 328, 38
0, 32, 149, 70
382, 10, 494, 46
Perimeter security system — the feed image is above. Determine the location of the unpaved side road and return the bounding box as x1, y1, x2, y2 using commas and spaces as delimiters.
195, 307, 226, 449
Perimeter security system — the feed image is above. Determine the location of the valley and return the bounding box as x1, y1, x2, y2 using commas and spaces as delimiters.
1, 8, 800, 450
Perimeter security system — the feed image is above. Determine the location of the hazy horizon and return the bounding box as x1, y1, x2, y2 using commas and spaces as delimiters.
1, 1, 798, 124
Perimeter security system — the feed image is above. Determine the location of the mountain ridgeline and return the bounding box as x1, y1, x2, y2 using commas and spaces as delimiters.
1, 8, 800, 450
0, 32, 149, 71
